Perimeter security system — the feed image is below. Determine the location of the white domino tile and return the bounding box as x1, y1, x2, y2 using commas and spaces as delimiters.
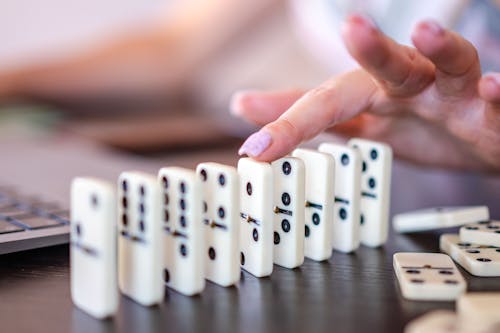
393, 206, 490, 234
348, 138, 392, 248
196, 162, 240, 287
271, 157, 305, 269
70, 177, 118, 319
158, 167, 205, 296
460, 220, 500, 248
238, 158, 274, 277
319, 142, 361, 253
393, 252, 466, 301
117, 172, 163, 306
440, 234, 500, 277
292, 149, 334, 261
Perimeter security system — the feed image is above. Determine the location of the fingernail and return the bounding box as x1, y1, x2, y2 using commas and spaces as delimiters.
230, 89, 259, 116
420, 20, 444, 36
348, 13, 378, 31
238, 130, 272, 157
484, 72, 500, 87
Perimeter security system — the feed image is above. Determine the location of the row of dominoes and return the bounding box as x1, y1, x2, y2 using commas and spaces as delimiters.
405, 293, 500, 333
70, 138, 393, 319
392, 207, 499, 303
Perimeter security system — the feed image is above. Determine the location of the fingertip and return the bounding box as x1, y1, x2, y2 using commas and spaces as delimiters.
411, 20, 446, 55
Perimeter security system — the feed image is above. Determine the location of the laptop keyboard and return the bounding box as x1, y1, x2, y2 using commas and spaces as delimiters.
0, 188, 69, 234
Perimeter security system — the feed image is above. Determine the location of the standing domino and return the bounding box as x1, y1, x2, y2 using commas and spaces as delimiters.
271, 157, 305, 269
70, 178, 117, 319
117, 172, 163, 306
158, 167, 205, 296
348, 138, 392, 247
292, 149, 334, 261
238, 158, 273, 277
460, 220, 500, 247
318, 143, 361, 253
196, 163, 240, 287
393, 252, 466, 301
440, 234, 500, 277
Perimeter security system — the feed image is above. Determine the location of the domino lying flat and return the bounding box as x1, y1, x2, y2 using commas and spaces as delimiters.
393, 206, 490, 233
70, 178, 118, 319
348, 138, 392, 247
460, 220, 500, 247
118, 172, 163, 306
271, 157, 305, 269
159, 167, 205, 296
318, 143, 361, 253
440, 234, 500, 277
238, 158, 274, 277
292, 149, 334, 261
196, 163, 240, 287
393, 252, 466, 301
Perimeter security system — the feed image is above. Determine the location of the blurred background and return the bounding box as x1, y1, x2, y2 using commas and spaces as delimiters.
0, 0, 498, 215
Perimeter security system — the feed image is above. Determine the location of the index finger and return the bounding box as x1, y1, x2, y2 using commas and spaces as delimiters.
238, 70, 378, 161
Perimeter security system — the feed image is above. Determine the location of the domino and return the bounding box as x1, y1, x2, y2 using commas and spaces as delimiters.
440, 234, 500, 277
70, 177, 118, 319
237, 157, 273, 278
393, 206, 490, 234
404, 310, 459, 333
196, 162, 240, 287
292, 149, 334, 261
318, 142, 361, 253
158, 167, 205, 296
271, 157, 305, 269
460, 220, 500, 247
393, 252, 466, 301
117, 172, 163, 306
348, 138, 392, 247
457, 293, 500, 332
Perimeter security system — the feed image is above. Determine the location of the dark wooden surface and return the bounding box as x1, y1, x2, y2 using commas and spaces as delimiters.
1, 227, 499, 333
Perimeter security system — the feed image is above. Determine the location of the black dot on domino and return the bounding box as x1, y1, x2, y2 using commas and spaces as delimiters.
496, 249, 500, 253
312, 213, 320, 225
466, 249, 480, 254
274, 232, 280, 245
163, 269, 170, 283
139, 203, 145, 214
478, 220, 490, 225
360, 214, 365, 225
252, 228, 259, 242
405, 270, 420, 274
91, 194, 98, 208
180, 244, 187, 257
122, 196, 127, 209
122, 180, 128, 192
465, 226, 479, 230
164, 193, 169, 205
477, 258, 492, 262
162, 176, 169, 189
444, 280, 459, 285
75, 223, 82, 236
180, 182, 186, 194
218, 206, 225, 219
362, 161, 367, 173
370, 149, 378, 160
139, 185, 145, 196
122, 214, 128, 226
410, 279, 424, 284
282, 161, 292, 175
282, 192, 291, 206
208, 247, 216, 260
496, 231, 500, 234
200, 169, 207, 181
339, 207, 347, 220
438, 270, 453, 275
139, 220, 145, 232
368, 177, 376, 189
218, 173, 226, 186
458, 242, 471, 247
282, 219, 290, 233
164, 209, 169, 222
180, 199, 186, 211
487, 225, 499, 229
341, 153, 349, 166
180, 215, 187, 228
305, 225, 310, 237
240, 252, 245, 265
246, 182, 252, 196
203, 201, 208, 213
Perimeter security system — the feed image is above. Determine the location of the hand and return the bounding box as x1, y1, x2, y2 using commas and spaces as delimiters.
231, 14, 500, 173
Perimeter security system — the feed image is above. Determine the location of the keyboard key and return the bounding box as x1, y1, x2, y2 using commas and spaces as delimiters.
0, 220, 25, 234
11, 216, 63, 230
